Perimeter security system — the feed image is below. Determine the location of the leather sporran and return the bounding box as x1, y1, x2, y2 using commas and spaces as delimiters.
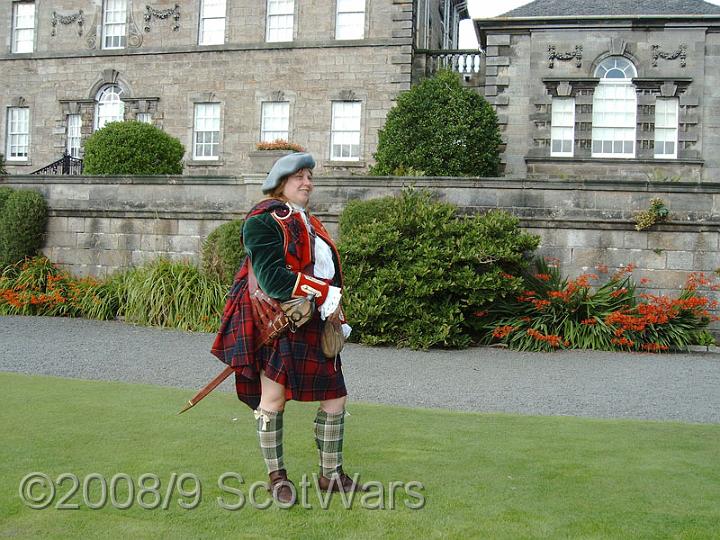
321, 317, 345, 358
248, 264, 313, 347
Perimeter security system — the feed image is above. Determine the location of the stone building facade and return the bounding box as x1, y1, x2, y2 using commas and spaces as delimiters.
1, 0, 469, 176
473, 0, 720, 182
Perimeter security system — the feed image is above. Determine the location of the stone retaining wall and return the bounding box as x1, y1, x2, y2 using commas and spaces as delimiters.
2, 174, 719, 331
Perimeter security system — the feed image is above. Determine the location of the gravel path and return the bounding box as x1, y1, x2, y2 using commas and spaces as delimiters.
1, 315, 719, 424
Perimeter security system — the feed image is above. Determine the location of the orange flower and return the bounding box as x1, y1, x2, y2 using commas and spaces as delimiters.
611, 337, 635, 348
641, 343, 669, 352
492, 325, 516, 339
532, 299, 551, 311
580, 318, 596, 325
534, 273, 551, 281
549, 290, 572, 302
526, 328, 563, 348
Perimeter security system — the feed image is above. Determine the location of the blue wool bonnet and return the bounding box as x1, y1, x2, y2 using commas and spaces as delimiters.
262, 152, 316, 194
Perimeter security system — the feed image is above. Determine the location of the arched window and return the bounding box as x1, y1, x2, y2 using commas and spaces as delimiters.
95, 85, 125, 130
594, 57, 637, 79
592, 57, 637, 158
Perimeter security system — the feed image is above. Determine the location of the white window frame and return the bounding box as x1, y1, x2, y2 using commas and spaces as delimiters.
102, 0, 127, 50
94, 85, 125, 131
266, 0, 294, 43
550, 98, 575, 157
260, 102, 290, 142
193, 103, 221, 160
12, 2, 35, 54
654, 98, 679, 159
330, 101, 361, 161
198, 0, 226, 45
66, 114, 82, 158
335, 0, 365, 40
591, 80, 637, 159
6, 107, 30, 161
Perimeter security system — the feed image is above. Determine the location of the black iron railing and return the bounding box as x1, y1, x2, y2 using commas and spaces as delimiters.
31, 152, 84, 175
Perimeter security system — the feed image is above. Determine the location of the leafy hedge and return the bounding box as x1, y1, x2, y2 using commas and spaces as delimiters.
371, 70, 501, 177
338, 189, 540, 348
0, 189, 48, 267
202, 220, 245, 285
83, 121, 185, 175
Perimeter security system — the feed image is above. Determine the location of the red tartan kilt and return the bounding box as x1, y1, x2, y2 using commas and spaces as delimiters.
211, 264, 346, 410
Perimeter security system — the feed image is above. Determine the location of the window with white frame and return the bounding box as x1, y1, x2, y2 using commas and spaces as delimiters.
6, 107, 30, 161
550, 98, 575, 157
261, 102, 290, 142
199, 0, 226, 45
193, 103, 221, 160
266, 0, 294, 42
654, 98, 678, 159
336, 0, 365, 40
12, 2, 35, 53
66, 114, 82, 157
102, 0, 127, 49
95, 85, 125, 130
331, 101, 361, 161
137, 113, 152, 124
591, 57, 638, 158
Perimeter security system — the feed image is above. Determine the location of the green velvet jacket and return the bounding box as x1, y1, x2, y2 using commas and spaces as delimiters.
242, 202, 342, 303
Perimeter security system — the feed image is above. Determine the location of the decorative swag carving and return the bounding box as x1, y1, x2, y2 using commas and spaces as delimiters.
548, 45, 583, 69
144, 4, 181, 32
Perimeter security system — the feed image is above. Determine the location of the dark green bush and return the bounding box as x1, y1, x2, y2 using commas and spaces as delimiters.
0, 186, 14, 212
202, 220, 246, 285
0, 189, 48, 267
371, 70, 502, 177
83, 121, 185, 175
338, 189, 540, 349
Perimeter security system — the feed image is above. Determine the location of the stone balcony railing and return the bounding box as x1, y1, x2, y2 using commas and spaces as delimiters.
413, 49, 485, 83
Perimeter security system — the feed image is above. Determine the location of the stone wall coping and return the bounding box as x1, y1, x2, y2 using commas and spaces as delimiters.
2, 175, 242, 185
5, 174, 720, 193
44, 208, 717, 231
0, 38, 410, 63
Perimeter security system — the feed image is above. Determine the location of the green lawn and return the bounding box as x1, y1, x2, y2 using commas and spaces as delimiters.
1, 372, 719, 539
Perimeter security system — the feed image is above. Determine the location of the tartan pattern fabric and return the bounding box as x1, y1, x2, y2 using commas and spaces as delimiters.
314, 409, 345, 477
255, 408, 284, 473
210, 200, 347, 410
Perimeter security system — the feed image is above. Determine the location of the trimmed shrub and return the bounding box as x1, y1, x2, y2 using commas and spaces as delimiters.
338, 189, 540, 349
0, 186, 14, 212
201, 220, 245, 285
371, 70, 502, 177
83, 121, 185, 175
0, 189, 48, 267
